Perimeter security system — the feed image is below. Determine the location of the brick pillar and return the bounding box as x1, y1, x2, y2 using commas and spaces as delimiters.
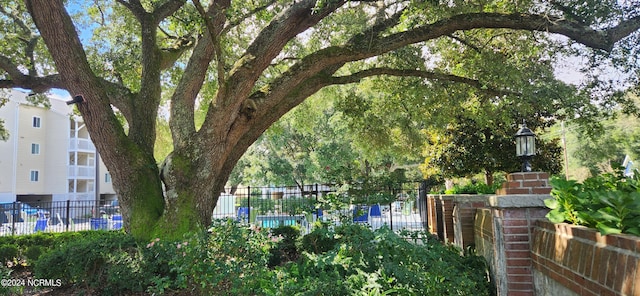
497, 172, 551, 195
474, 171, 552, 296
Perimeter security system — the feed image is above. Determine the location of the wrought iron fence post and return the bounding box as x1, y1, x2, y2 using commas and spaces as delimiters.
389, 202, 393, 231
315, 183, 319, 217
66, 200, 71, 231
11, 201, 16, 235
247, 186, 251, 224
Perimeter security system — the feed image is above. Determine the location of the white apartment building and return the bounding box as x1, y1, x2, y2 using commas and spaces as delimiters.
0, 89, 117, 204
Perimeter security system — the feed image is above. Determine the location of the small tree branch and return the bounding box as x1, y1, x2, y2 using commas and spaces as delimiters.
328, 67, 519, 97
193, 0, 228, 91
216, 0, 347, 110
447, 34, 482, 53
222, 0, 278, 34
0, 55, 25, 79
154, 0, 187, 21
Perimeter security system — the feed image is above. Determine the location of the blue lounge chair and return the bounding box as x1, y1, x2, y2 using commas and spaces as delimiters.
352, 205, 369, 223
237, 207, 250, 223
112, 215, 123, 230
34, 218, 47, 232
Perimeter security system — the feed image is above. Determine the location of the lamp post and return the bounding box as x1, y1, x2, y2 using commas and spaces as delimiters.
515, 121, 536, 172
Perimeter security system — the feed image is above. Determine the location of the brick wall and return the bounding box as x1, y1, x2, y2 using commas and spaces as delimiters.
429, 172, 640, 296
427, 195, 490, 247
454, 199, 490, 249
532, 220, 640, 296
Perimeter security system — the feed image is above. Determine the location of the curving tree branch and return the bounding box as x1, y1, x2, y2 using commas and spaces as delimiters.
193, 0, 229, 94
327, 67, 520, 98
230, 11, 640, 156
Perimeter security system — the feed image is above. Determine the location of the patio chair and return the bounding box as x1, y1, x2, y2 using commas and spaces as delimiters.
34, 218, 47, 232
369, 204, 382, 218
352, 205, 369, 223
313, 208, 324, 222
112, 214, 123, 230
368, 204, 386, 229
237, 207, 250, 223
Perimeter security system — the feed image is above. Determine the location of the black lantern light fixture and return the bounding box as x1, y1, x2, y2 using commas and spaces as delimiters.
515, 120, 536, 172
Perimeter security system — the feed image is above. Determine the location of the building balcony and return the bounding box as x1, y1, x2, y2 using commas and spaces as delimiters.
69, 138, 95, 151
68, 165, 96, 178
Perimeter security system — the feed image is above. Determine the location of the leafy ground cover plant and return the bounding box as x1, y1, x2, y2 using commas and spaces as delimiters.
145, 221, 493, 295
273, 224, 492, 295
0, 231, 109, 267
545, 168, 640, 235
16, 219, 492, 295
444, 181, 502, 194
33, 231, 152, 295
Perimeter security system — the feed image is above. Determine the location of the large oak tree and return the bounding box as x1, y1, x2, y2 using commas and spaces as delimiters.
1, 0, 639, 240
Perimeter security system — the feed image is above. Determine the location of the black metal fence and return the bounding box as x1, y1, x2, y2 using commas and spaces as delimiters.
213, 183, 428, 233
0, 200, 120, 236
1, 182, 428, 236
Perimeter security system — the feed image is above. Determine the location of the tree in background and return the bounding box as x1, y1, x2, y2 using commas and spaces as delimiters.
566, 94, 640, 177
421, 117, 563, 186
334, 28, 586, 186
229, 88, 420, 189
1, 0, 639, 240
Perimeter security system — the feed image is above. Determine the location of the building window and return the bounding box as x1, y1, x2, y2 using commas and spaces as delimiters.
32, 116, 41, 128
30, 170, 39, 182
31, 143, 40, 155
105, 173, 111, 183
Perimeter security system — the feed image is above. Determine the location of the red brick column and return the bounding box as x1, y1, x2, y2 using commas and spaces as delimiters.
497, 172, 551, 195
473, 172, 552, 296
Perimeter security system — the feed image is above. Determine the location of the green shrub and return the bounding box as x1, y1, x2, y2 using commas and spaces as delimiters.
23, 245, 45, 263
278, 225, 493, 295
0, 244, 18, 266
18, 219, 492, 295
300, 222, 337, 254
33, 231, 150, 295
545, 169, 640, 235
267, 225, 300, 267
165, 219, 276, 295
0, 231, 96, 266
445, 181, 500, 194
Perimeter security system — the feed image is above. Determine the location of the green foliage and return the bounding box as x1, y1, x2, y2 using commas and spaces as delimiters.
0, 263, 15, 295
300, 222, 339, 254
280, 197, 316, 215
163, 219, 276, 295
267, 226, 301, 267
231, 90, 424, 188
444, 181, 502, 194
0, 231, 98, 266
14, 219, 492, 295
569, 95, 640, 176
23, 245, 45, 263
33, 231, 150, 295
0, 244, 18, 266
545, 168, 640, 235
278, 225, 493, 295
